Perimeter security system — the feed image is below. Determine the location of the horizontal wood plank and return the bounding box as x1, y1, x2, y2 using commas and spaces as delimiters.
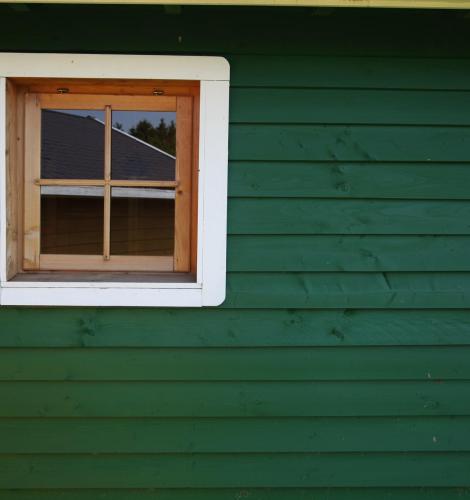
1, 346, 469, 381
1, 381, 469, 417
230, 55, 470, 90
230, 88, 470, 125
1, 453, 470, 488
225, 272, 470, 309
228, 236, 470, 271
1, 416, 469, 453
1, 488, 469, 500
0, 309, 468, 347
2, 488, 470, 500
228, 162, 470, 199
228, 199, 470, 235
229, 124, 470, 162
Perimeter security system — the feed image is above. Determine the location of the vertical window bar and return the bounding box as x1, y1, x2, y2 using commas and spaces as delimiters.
23, 93, 41, 270
174, 96, 193, 272
103, 105, 112, 261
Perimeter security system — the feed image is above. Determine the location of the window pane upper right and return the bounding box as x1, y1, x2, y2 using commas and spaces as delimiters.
111, 110, 176, 181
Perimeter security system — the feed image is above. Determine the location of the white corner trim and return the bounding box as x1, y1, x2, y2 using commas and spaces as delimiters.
0, 53, 229, 307
0, 53, 230, 82
200, 81, 229, 307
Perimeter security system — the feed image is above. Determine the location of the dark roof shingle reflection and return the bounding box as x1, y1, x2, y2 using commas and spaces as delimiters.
41, 110, 176, 180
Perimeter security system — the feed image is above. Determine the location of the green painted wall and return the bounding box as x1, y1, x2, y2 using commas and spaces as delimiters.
0, 4, 470, 499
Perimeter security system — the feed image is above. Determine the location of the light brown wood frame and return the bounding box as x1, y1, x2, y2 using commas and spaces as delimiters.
5, 80, 25, 280
21, 89, 195, 274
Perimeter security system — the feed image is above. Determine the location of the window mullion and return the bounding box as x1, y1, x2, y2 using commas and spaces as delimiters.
103, 104, 112, 261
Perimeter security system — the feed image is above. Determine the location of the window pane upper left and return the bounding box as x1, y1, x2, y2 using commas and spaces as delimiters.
41, 109, 105, 179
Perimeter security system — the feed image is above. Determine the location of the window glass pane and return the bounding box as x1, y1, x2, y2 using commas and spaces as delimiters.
41, 186, 104, 255
41, 109, 105, 179
110, 187, 175, 256
111, 111, 176, 181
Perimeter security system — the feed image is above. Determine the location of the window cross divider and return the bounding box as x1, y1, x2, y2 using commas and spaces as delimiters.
34, 179, 179, 188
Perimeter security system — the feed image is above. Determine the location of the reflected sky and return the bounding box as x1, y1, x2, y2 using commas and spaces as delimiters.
51, 109, 176, 133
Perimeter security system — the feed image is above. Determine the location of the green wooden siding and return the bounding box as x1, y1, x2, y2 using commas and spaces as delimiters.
0, 4, 469, 499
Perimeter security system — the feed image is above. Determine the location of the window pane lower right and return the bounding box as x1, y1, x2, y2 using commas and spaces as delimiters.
110, 187, 175, 256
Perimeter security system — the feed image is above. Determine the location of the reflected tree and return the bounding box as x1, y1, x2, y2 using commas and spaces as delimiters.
129, 118, 176, 156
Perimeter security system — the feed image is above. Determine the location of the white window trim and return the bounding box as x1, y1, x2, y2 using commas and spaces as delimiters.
0, 53, 230, 307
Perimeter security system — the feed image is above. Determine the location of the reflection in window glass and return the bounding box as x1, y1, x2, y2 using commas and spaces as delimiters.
41, 109, 105, 179
110, 187, 175, 256
40, 186, 104, 255
111, 111, 176, 181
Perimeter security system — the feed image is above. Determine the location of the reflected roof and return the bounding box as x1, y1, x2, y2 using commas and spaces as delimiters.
41, 110, 176, 180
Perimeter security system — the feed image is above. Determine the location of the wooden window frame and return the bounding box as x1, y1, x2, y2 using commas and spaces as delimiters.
22, 89, 194, 273
0, 53, 229, 307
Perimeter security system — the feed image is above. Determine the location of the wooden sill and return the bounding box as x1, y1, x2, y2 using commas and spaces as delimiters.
11, 271, 196, 283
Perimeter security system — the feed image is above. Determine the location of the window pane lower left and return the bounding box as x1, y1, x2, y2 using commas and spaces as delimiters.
41, 187, 104, 255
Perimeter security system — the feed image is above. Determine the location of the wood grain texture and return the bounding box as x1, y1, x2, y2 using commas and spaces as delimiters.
0, 309, 468, 347
38, 93, 177, 111
12, 77, 199, 97
22, 93, 41, 270
1, 381, 469, 417
227, 236, 470, 271
230, 88, 470, 125
228, 162, 470, 199
39, 254, 173, 272
13, 271, 194, 283
1, 453, 470, 488
1, 346, 469, 380
1, 416, 469, 453
1, 488, 470, 500
2, 488, 470, 500
229, 124, 470, 162
103, 105, 112, 260
190, 91, 200, 273
224, 272, 470, 308
174, 96, 193, 272
5, 80, 18, 279
230, 55, 470, 90
14, 87, 25, 276
37, 180, 177, 187
228, 199, 470, 235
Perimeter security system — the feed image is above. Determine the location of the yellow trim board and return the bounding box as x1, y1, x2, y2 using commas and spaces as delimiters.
2, 0, 470, 6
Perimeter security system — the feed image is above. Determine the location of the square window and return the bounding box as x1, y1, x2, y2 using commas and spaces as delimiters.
0, 53, 230, 307
25, 92, 191, 273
